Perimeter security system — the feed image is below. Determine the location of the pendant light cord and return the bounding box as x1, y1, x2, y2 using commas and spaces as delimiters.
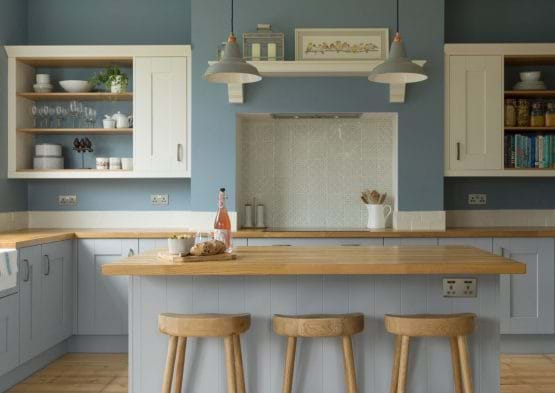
231, 0, 234, 34
396, 0, 399, 33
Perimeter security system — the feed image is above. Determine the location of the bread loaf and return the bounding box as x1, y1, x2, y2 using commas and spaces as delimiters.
190, 240, 226, 256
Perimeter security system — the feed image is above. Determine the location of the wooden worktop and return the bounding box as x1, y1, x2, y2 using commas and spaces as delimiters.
3, 227, 555, 248
101, 246, 526, 276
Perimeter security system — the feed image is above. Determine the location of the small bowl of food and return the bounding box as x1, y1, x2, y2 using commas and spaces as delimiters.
168, 234, 195, 255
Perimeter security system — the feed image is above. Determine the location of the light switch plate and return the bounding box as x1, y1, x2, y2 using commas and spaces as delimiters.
443, 278, 477, 297
468, 194, 487, 205
58, 194, 77, 206
151, 194, 169, 205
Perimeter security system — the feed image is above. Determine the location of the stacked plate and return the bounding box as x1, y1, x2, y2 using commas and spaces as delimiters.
513, 71, 547, 90
33, 144, 64, 169
33, 74, 53, 93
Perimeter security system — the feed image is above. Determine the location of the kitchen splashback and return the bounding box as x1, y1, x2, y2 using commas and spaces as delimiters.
237, 113, 397, 229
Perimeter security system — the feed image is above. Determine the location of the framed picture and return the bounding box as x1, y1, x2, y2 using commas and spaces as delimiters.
295, 28, 389, 61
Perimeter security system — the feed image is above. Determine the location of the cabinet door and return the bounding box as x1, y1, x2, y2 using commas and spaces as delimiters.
78, 239, 137, 335
19, 245, 43, 363
134, 56, 189, 176
0, 294, 19, 375
41, 241, 73, 348
494, 238, 555, 334
138, 238, 167, 254
448, 55, 503, 171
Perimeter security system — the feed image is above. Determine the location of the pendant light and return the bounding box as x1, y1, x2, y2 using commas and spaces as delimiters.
368, 0, 427, 84
203, 0, 262, 84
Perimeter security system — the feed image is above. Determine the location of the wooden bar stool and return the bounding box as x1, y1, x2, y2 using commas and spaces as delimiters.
159, 313, 251, 393
384, 313, 476, 393
272, 313, 364, 393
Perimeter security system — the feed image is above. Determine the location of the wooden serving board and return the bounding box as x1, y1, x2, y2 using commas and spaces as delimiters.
157, 251, 236, 263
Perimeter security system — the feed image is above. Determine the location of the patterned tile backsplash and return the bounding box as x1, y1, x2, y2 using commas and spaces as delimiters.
237, 115, 396, 229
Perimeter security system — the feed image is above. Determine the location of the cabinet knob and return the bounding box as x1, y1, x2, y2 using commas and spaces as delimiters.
456, 142, 461, 161
22, 259, 30, 282
128, 249, 135, 257
43, 255, 50, 276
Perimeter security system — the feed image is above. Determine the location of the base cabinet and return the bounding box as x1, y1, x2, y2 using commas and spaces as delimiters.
19, 241, 73, 363
77, 239, 137, 335
0, 294, 19, 375
495, 238, 555, 334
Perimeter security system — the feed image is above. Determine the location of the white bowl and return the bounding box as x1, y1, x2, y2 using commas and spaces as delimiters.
59, 80, 92, 93
35, 143, 62, 157
520, 71, 541, 82
33, 83, 53, 93
33, 156, 63, 170
36, 74, 51, 84
168, 237, 195, 255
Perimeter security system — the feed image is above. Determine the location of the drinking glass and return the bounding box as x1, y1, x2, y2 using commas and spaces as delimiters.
69, 100, 79, 128
40, 105, 49, 128
91, 108, 97, 128
55, 105, 63, 128
78, 102, 84, 127
48, 107, 56, 128
61, 107, 68, 127
31, 104, 38, 128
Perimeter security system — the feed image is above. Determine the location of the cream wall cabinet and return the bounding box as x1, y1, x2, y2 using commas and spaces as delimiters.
445, 55, 503, 173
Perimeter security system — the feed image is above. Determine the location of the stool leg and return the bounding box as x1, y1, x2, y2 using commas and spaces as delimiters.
282, 337, 297, 393
224, 335, 238, 393
173, 337, 187, 393
390, 335, 402, 393
162, 336, 178, 393
457, 336, 474, 393
341, 335, 358, 393
397, 336, 410, 393
449, 337, 463, 393
233, 335, 246, 393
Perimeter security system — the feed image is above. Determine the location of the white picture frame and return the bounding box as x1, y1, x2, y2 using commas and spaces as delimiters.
295, 28, 389, 61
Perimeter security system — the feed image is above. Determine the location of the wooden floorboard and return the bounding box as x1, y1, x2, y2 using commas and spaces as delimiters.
6, 353, 555, 392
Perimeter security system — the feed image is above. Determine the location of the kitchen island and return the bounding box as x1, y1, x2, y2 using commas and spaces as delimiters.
105, 245, 523, 393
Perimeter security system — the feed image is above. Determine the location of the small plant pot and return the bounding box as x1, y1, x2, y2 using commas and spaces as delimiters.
168, 238, 195, 255
110, 76, 128, 93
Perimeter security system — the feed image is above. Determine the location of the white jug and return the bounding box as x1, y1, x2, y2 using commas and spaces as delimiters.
112, 111, 132, 128
366, 204, 392, 229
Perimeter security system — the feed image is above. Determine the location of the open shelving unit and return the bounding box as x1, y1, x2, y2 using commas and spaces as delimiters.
208, 59, 427, 104
16, 92, 133, 101
17, 128, 133, 135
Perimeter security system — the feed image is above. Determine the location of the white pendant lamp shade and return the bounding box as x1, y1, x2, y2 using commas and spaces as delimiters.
368, 33, 427, 84
204, 34, 262, 84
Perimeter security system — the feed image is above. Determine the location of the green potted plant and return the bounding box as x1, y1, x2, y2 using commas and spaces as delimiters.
89, 65, 129, 93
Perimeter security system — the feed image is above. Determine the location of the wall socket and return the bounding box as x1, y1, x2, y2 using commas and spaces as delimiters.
58, 194, 77, 206
443, 278, 477, 297
151, 194, 169, 205
468, 193, 487, 205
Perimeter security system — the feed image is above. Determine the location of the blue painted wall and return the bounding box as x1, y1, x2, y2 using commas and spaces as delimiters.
191, 0, 445, 212
444, 0, 555, 210
0, 0, 28, 212
25, 0, 192, 211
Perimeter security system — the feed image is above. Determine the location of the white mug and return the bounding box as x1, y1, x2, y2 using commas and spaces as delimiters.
121, 158, 133, 171
366, 204, 392, 229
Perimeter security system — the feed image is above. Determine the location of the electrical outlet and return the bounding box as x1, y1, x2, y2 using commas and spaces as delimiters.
443, 278, 477, 297
151, 194, 169, 206
468, 193, 487, 205
58, 194, 77, 206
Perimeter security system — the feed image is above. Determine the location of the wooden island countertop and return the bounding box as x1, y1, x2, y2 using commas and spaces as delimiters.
101, 245, 526, 276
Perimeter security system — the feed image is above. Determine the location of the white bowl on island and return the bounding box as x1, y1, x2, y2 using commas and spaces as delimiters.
59, 80, 92, 93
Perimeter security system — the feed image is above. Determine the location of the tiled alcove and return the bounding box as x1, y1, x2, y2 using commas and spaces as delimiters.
236, 113, 398, 229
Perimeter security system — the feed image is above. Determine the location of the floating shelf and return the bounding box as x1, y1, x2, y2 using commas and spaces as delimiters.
17, 92, 133, 101
17, 127, 133, 135
505, 90, 555, 97
208, 60, 427, 104
505, 127, 555, 132
12, 169, 136, 179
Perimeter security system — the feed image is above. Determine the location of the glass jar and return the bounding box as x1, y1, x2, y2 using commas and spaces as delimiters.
531, 101, 545, 127
517, 99, 530, 127
505, 99, 517, 126
546, 103, 555, 127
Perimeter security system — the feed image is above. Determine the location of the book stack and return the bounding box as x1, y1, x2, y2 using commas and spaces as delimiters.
505, 134, 555, 169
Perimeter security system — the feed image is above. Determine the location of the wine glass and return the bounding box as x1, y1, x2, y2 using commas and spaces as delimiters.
90, 108, 97, 128
38, 105, 47, 128
30, 104, 38, 128
55, 105, 63, 128
77, 102, 84, 127
48, 107, 56, 128
69, 100, 79, 128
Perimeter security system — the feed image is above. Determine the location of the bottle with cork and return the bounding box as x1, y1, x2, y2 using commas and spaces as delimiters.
214, 188, 232, 252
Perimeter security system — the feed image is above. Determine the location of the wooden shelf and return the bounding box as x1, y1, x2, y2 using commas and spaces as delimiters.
208, 59, 427, 104
505, 90, 555, 97
505, 127, 555, 132
17, 92, 133, 101
17, 128, 133, 135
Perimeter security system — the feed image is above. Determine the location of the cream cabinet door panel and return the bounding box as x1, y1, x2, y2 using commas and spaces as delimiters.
134, 56, 189, 176
449, 55, 503, 170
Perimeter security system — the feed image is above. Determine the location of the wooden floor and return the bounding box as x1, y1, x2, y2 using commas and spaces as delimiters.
6, 353, 555, 392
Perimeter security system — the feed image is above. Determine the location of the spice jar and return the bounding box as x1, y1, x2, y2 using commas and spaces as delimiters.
517, 99, 530, 127
546, 103, 555, 127
531, 102, 545, 127
505, 99, 517, 126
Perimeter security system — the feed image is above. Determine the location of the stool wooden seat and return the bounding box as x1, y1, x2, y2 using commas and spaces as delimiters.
384, 313, 476, 393
159, 313, 251, 393
273, 313, 364, 393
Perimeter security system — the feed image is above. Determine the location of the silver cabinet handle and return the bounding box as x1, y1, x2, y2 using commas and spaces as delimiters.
22, 259, 30, 282
500, 247, 506, 257
43, 255, 50, 276
177, 144, 183, 162
272, 244, 292, 247
128, 248, 135, 257
456, 142, 461, 161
